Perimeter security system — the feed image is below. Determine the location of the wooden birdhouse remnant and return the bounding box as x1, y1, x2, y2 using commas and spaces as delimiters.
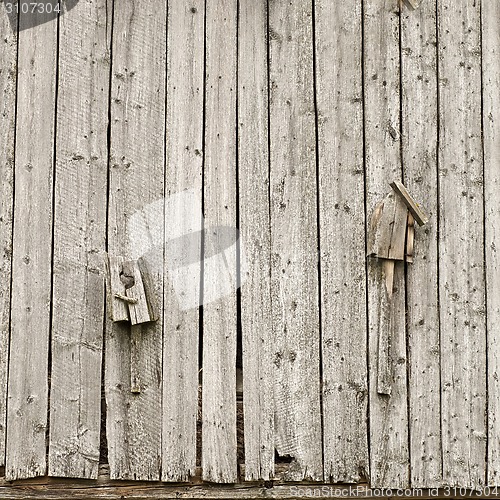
367, 181, 429, 395
106, 254, 158, 325
105, 254, 159, 393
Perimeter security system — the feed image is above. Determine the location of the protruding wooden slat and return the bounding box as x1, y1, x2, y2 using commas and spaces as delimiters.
106, 255, 129, 322
401, 0, 442, 487
437, 0, 486, 489
6, 6, 58, 481
269, 0, 323, 482
238, 0, 274, 482
389, 181, 428, 226
363, 0, 410, 488
0, 0, 17, 468
315, 0, 369, 483
161, 0, 204, 483
106, 0, 166, 480
484, 0, 500, 487
201, 0, 238, 484
48, 0, 110, 479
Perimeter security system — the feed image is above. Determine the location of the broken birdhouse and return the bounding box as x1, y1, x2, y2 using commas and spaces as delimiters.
367, 181, 429, 395
105, 254, 159, 394
105, 254, 159, 325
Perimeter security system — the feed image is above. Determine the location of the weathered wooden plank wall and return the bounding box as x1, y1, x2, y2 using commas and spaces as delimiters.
238, 0, 275, 483
364, 0, 409, 488
48, 0, 109, 479
315, 0, 369, 483
106, 0, 165, 480
1, 0, 500, 491
6, 5, 58, 481
0, 0, 17, 469
269, 0, 323, 482
162, 0, 204, 483
201, 0, 238, 484
438, 0, 486, 488
401, 0, 442, 488
484, 0, 500, 487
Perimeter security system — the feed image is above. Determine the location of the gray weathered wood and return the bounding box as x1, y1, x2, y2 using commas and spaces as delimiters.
161, 0, 204, 483
48, 0, 109, 479
403, 0, 423, 10
401, 0, 442, 487
315, 0, 368, 483
201, 0, 238, 483
484, 0, 500, 487
0, 2, 17, 468
106, 0, 166, 480
269, 0, 323, 482
124, 260, 157, 326
238, 0, 274, 482
5, 6, 58, 481
363, 0, 409, 488
367, 191, 409, 263
0, 469, 485, 500
106, 255, 129, 322
389, 181, 429, 226
437, 0, 486, 488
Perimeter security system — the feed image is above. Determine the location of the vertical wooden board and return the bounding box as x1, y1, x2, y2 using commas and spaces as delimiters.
437, 0, 486, 488
363, 0, 409, 488
201, 0, 238, 484
162, 0, 204, 482
315, 0, 369, 483
269, 0, 323, 482
238, 0, 274, 482
401, 0, 442, 488
0, 2, 17, 467
6, 8, 57, 481
106, 0, 166, 481
484, 0, 500, 487
48, 0, 110, 479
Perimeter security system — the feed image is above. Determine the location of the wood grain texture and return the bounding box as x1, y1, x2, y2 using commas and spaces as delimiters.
162, 0, 204, 482
5, 7, 58, 481
401, 0, 442, 487
437, 0, 486, 488
0, 2, 17, 467
0, 464, 494, 500
0, 469, 485, 500
315, 0, 368, 483
269, 0, 322, 482
201, 0, 238, 483
106, 0, 166, 480
484, 0, 500, 487
48, 0, 110, 479
238, 0, 274, 482
363, 0, 409, 488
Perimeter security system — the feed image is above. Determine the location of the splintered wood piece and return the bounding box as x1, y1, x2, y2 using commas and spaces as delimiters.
403, 0, 422, 10
390, 180, 429, 226
377, 259, 395, 396
106, 254, 129, 322
367, 192, 408, 261
130, 325, 142, 394
389, 196, 409, 261
406, 212, 415, 263
122, 260, 152, 326
137, 257, 159, 322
